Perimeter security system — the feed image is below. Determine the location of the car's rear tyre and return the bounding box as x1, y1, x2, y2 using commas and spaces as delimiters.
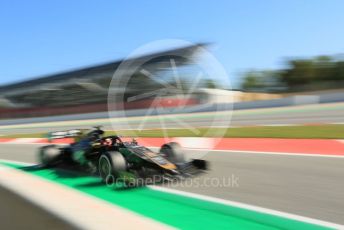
98, 151, 127, 183
159, 142, 185, 164
39, 145, 61, 167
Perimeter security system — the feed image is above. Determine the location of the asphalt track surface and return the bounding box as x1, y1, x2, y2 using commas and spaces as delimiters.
1, 103, 344, 135
1, 144, 343, 226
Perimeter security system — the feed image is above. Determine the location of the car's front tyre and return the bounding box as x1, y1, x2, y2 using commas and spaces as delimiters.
159, 142, 185, 164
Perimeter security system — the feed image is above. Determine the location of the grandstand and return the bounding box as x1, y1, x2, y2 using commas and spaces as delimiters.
0, 44, 205, 119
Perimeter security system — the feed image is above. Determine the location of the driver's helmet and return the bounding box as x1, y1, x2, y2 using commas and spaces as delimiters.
131, 138, 138, 145
104, 138, 113, 146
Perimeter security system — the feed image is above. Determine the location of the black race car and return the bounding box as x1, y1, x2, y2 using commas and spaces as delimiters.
38, 127, 207, 185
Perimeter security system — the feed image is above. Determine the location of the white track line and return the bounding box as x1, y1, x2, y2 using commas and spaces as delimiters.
7, 138, 45, 143
0, 163, 173, 230
152, 147, 344, 159
208, 149, 344, 158
0, 142, 46, 145
0, 159, 33, 166
148, 186, 344, 229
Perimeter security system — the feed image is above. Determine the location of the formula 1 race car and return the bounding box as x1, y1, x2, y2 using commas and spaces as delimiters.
38, 127, 207, 185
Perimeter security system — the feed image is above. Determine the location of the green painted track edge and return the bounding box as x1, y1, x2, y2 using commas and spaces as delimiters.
0, 162, 332, 230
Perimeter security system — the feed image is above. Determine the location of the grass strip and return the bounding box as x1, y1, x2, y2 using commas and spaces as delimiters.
1, 125, 344, 139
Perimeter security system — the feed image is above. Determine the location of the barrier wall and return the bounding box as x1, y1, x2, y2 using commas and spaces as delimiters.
1, 92, 344, 126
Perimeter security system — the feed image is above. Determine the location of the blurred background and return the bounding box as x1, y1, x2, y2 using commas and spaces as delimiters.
0, 0, 344, 123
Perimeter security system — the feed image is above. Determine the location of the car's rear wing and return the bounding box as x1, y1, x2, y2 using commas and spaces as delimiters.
47, 129, 83, 141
